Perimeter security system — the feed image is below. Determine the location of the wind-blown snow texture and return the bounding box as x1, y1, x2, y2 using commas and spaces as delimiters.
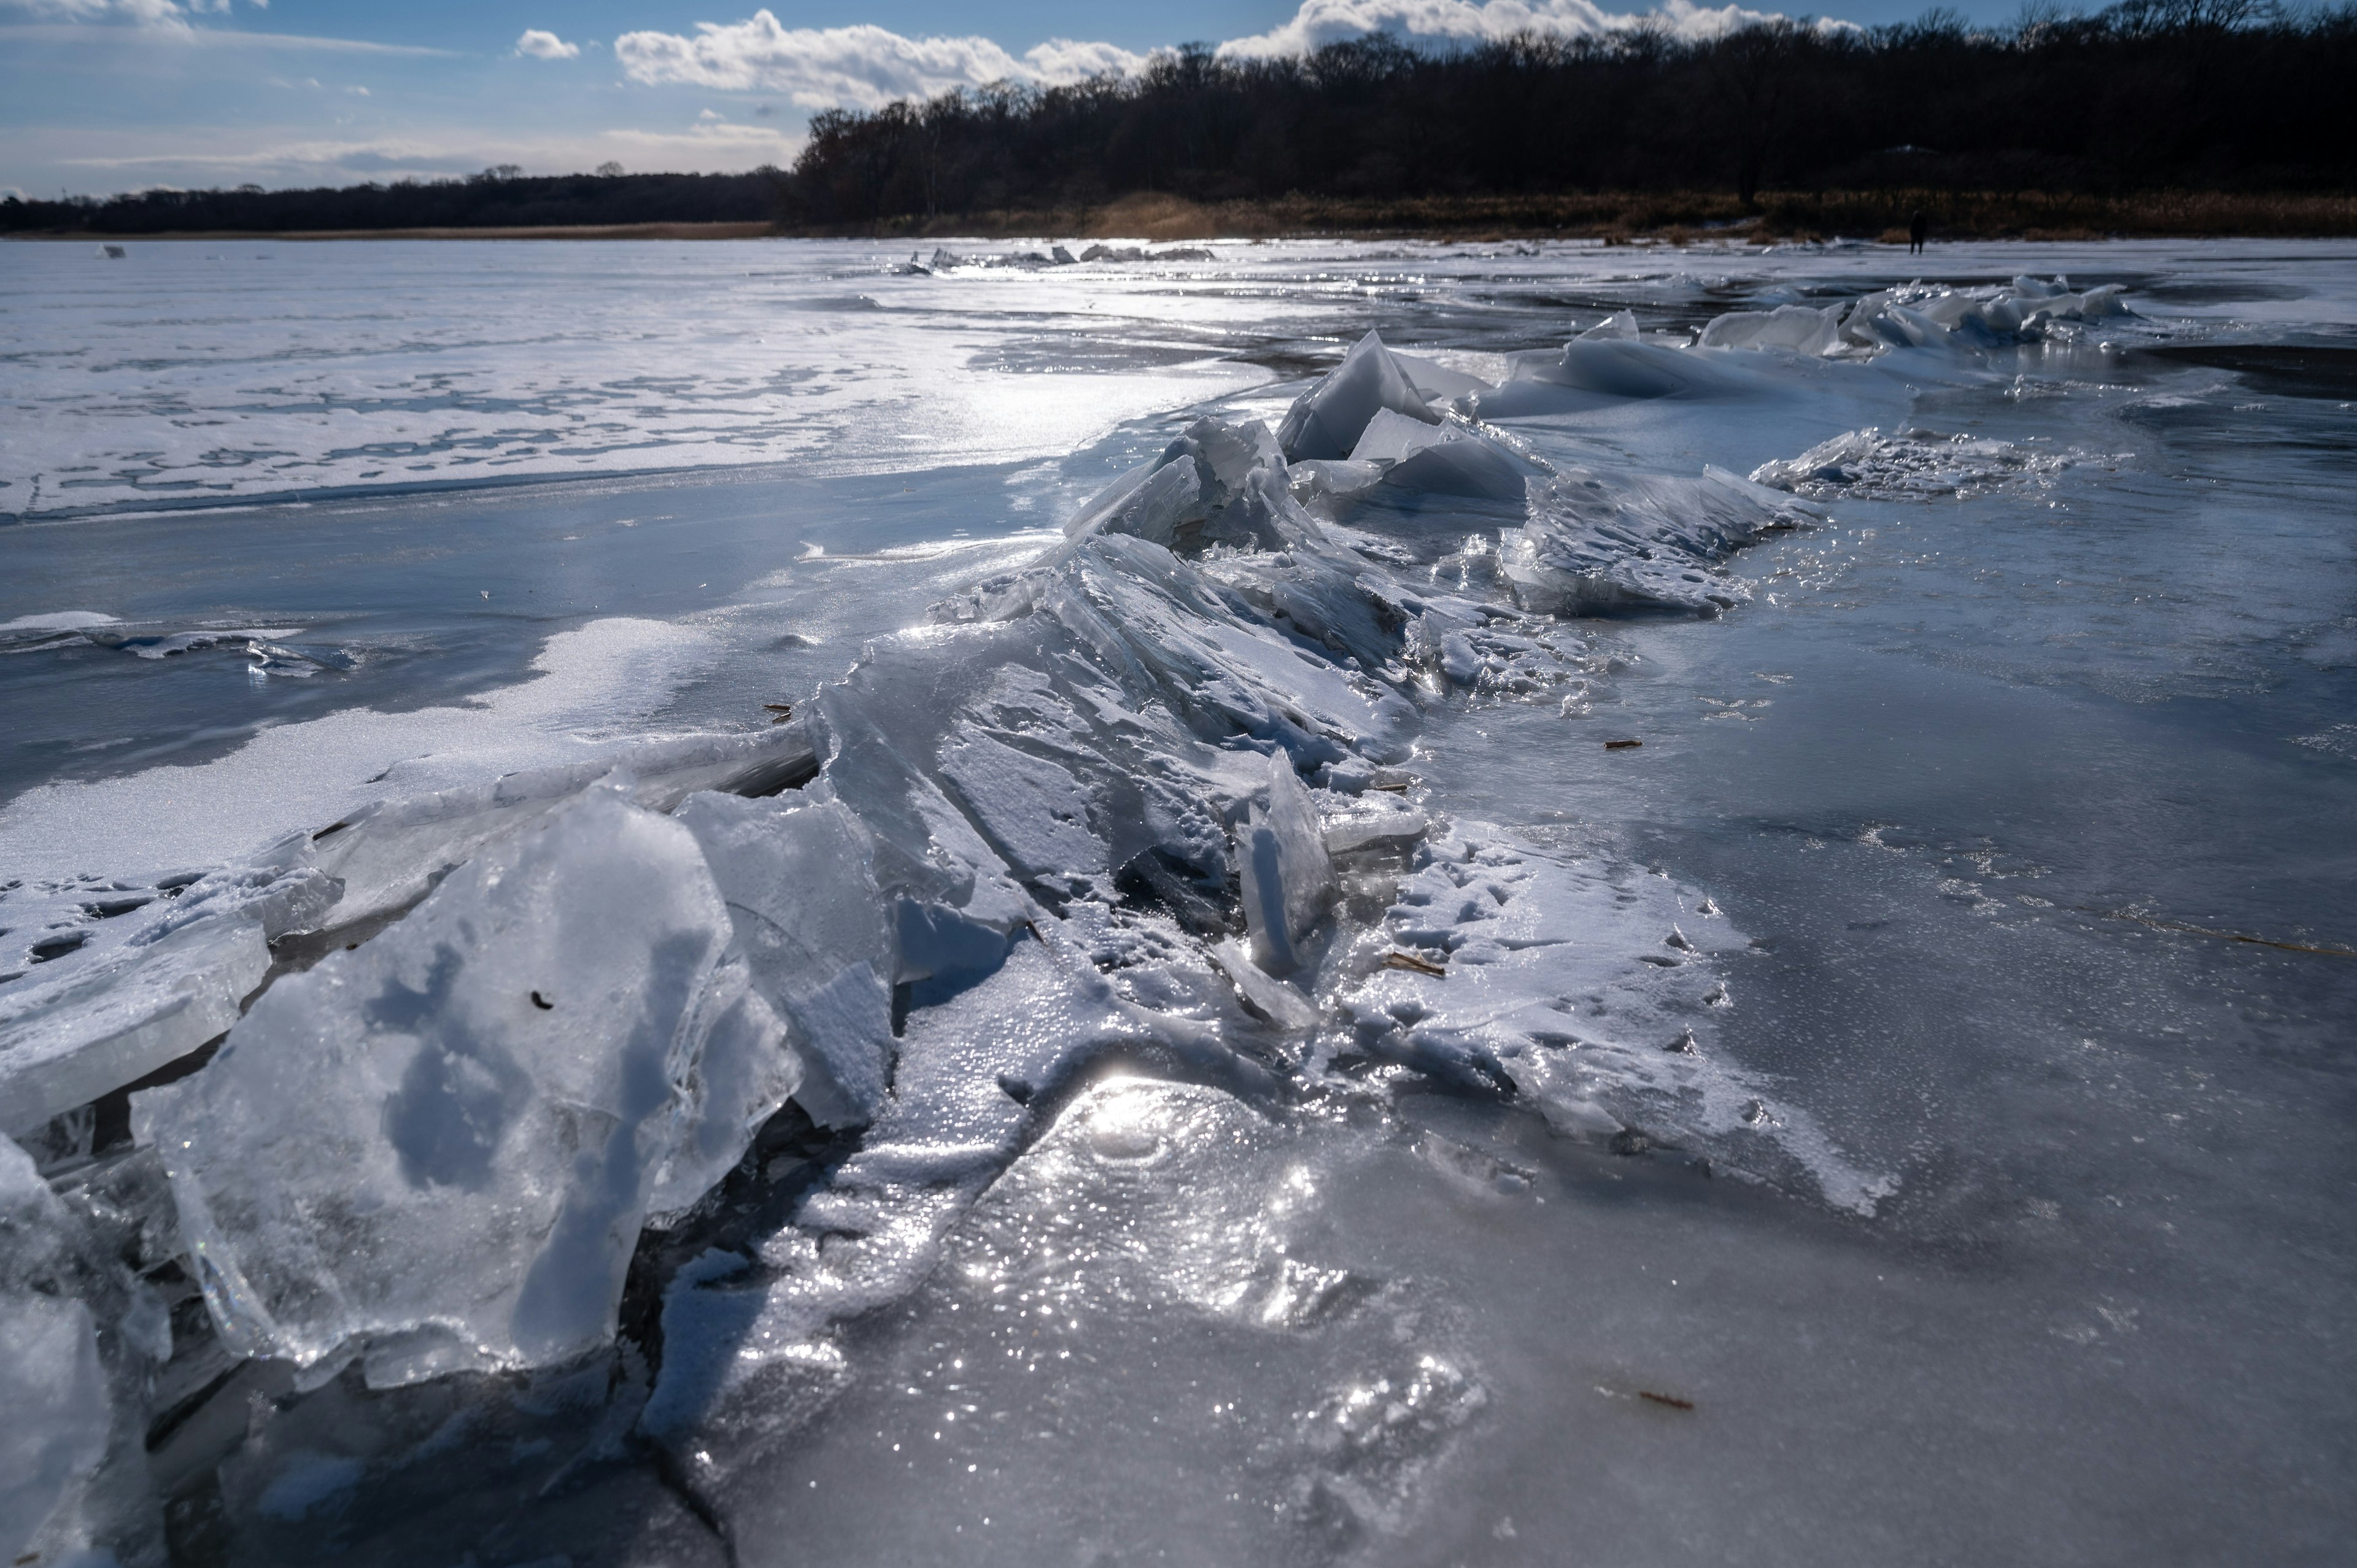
3, 239, 2353, 1566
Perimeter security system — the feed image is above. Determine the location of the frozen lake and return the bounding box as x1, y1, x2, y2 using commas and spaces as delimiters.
2, 235, 2353, 1567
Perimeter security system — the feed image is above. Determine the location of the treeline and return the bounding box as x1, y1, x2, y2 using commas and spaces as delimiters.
0, 168, 780, 236
781, 0, 2357, 226
7, 1, 2350, 239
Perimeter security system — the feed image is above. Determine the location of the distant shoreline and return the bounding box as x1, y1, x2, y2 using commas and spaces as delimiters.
7, 221, 775, 242
821, 191, 2357, 245
12, 192, 2355, 245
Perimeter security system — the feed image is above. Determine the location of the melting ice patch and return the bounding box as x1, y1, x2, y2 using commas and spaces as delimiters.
0, 616, 719, 883
2292, 723, 2357, 759
0, 612, 125, 655
1749, 427, 2123, 502
1333, 827, 1891, 1214
1, 612, 378, 683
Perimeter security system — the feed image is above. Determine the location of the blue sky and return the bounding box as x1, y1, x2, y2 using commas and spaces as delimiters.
4, 0, 2032, 198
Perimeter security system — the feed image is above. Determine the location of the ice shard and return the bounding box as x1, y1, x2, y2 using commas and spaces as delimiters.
1067, 416, 1309, 555
1277, 331, 1439, 461
1236, 751, 1337, 978
671, 793, 894, 1131
1, 1135, 165, 1567
0, 1140, 114, 1564
137, 782, 739, 1385
0, 857, 337, 1135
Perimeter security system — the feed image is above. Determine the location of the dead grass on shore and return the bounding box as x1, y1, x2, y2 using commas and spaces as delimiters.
16, 192, 2353, 245
818, 188, 2357, 243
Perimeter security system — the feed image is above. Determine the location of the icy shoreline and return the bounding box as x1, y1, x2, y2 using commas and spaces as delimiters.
1, 273, 2175, 1564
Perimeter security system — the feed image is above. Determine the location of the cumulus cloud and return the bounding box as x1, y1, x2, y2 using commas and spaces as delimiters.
1218, 0, 1788, 56
611, 1, 1818, 114
514, 27, 577, 60
2, 0, 194, 29
614, 10, 1153, 110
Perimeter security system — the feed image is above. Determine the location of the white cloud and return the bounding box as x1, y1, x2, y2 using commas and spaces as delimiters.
514, 27, 577, 60
1218, 0, 1787, 57
613, 2, 1817, 115
1020, 36, 1166, 80
614, 11, 1153, 110
1, 0, 193, 31
0, 0, 272, 25
0, 14, 452, 51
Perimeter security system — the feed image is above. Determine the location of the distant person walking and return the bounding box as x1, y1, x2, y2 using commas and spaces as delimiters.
1908, 211, 1929, 255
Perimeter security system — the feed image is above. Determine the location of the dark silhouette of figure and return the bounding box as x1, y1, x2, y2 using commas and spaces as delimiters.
1908, 211, 1929, 255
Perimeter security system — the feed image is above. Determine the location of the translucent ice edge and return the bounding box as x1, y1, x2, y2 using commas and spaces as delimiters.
0, 301, 2019, 1555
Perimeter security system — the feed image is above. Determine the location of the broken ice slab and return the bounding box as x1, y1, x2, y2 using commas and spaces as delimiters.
1500, 466, 1800, 615
930, 529, 1418, 768
671, 793, 893, 1132
1, 917, 266, 1138
1698, 301, 1850, 355
0, 1139, 114, 1564
1690, 276, 2131, 363
1237, 752, 1337, 978
1746, 426, 2094, 503
1386, 349, 1496, 403
938, 722, 1109, 886
0, 724, 820, 1143
645, 954, 798, 1227
1210, 937, 1320, 1031
1063, 455, 1199, 548
1, 1134, 168, 1567
0, 1292, 108, 1564
1318, 791, 1430, 857
1277, 331, 1441, 461
0, 857, 337, 1135
1350, 414, 1536, 503
136, 784, 745, 1385
309, 721, 822, 929
1286, 457, 1388, 502
1492, 333, 1765, 404
1064, 417, 1310, 555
